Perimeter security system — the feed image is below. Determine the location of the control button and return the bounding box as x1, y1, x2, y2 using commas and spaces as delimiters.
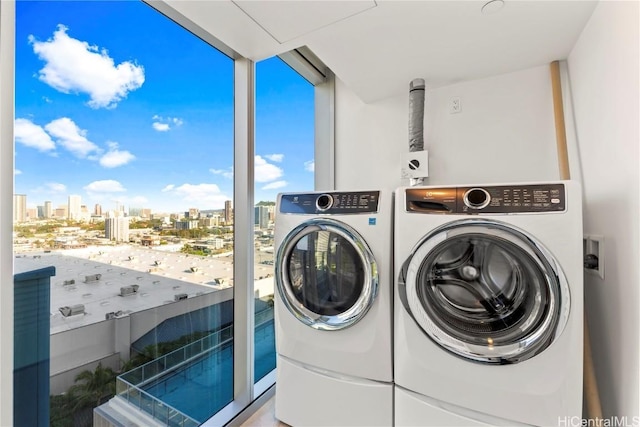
316, 194, 333, 211
463, 188, 491, 209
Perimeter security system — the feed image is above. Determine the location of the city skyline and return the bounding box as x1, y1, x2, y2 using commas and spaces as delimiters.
13, 190, 280, 222
14, 1, 315, 214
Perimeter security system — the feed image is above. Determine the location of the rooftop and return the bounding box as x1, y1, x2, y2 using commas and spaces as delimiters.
14, 245, 273, 334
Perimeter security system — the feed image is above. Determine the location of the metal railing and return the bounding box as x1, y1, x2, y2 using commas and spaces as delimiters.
115, 381, 200, 427
117, 326, 233, 425
119, 326, 233, 386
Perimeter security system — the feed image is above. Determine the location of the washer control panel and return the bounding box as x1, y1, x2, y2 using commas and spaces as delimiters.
280, 191, 380, 214
406, 183, 566, 214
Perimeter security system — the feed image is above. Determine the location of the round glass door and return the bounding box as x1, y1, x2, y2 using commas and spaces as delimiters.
276, 218, 378, 330
401, 219, 570, 364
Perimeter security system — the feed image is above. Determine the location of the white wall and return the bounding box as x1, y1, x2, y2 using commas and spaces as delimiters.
567, 0, 639, 420
335, 64, 561, 191
334, 8, 638, 419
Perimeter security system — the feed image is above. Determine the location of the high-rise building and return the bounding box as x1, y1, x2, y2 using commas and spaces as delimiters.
255, 205, 270, 229
224, 200, 233, 225
200, 216, 219, 227
95, 204, 102, 216
175, 220, 199, 230
267, 205, 276, 223
105, 216, 129, 242
68, 195, 82, 220
141, 208, 152, 219
44, 201, 52, 219
13, 194, 27, 223
55, 206, 68, 219
187, 208, 200, 219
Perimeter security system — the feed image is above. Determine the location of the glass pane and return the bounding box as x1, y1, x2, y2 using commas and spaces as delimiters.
254, 57, 315, 383
15, 1, 234, 425
417, 233, 552, 345
288, 230, 364, 316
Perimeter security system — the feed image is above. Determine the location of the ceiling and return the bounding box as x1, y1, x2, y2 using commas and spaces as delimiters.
153, 0, 598, 103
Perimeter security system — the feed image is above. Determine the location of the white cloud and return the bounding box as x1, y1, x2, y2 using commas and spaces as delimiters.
152, 115, 183, 132
129, 196, 149, 205
255, 155, 283, 183
166, 183, 230, 208
46, 182, 67, 193
99, 141, 135, 168
152, 122, 170, 132
14, 118, 56, 152
304, 160, 315, 172
44, 117, 99, 158
210, 167, 234, 180
14, 169, 22, 175
161, 184, 175, 192
262, 180, 287, 190
265, 154, 284, 162
29, 25, 145, 109
83, 180, 126, 198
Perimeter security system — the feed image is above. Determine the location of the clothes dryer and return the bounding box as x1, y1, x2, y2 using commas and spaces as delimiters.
274, 190, 393, 426
394, 181, 583, 426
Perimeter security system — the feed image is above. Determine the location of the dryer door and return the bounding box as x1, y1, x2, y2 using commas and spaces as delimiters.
400, 219, 570, 364
276, 218, 378, 331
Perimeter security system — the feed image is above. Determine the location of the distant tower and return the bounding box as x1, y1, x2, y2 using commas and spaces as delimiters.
13, 194, 27, 223
224, 200, 233, 224
95, 204, 102, 216
254, 205, 269, 229
44, 201, 52, 218
105, 215, 129, 242
68, 195, 82, 220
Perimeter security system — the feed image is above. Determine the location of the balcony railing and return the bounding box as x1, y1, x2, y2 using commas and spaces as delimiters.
116, 326, 233, 425
115, 305, 274, 425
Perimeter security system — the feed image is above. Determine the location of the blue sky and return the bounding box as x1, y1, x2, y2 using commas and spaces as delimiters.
15, 1, 315, 214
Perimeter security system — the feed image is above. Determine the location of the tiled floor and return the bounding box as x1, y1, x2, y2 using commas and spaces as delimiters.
239, 396, 289, 427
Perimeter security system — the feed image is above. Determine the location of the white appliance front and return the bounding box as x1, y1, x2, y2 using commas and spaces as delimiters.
394, 181, 583, 427
274, 190, 393, 426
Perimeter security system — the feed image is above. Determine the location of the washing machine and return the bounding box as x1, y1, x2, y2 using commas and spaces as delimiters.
394, 181, 583, 427
273, 190, 394, 426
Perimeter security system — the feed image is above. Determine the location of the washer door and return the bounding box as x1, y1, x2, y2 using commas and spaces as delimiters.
276, 218, 378, 331
400, 219, 570, 364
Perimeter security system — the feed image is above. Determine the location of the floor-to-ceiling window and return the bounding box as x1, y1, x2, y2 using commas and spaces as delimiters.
14, 1, 236, 425
8, 1, 333, 425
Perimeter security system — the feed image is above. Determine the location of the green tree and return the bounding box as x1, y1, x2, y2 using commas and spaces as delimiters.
67, 362, 117, 410
50, 393, 74, 427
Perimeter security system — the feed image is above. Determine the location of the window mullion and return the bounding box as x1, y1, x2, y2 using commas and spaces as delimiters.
315, 69, 335, 191
232, 56, 255, 407
0, 1, 16, 425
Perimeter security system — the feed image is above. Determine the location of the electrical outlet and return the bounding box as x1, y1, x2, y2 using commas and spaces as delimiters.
450, 96, 461, 114
583, 234, 604, 279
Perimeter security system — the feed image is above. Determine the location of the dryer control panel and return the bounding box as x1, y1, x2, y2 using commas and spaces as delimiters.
406, 183, 566, 214
280, 191, 380, 214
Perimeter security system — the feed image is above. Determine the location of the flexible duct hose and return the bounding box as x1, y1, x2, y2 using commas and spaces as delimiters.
409, 78, 425, 153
